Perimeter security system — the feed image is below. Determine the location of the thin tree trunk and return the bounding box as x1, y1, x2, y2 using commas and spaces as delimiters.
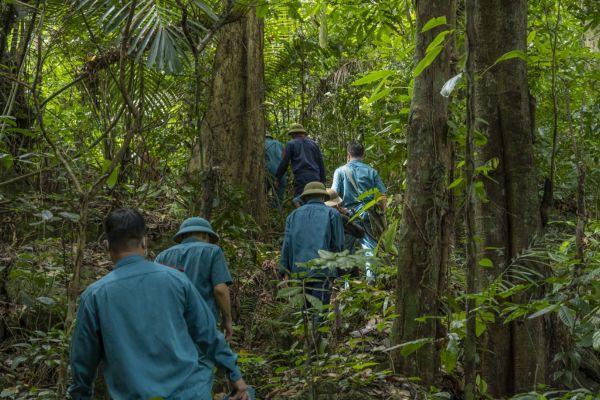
201, 7, 266, 224
392, 0, 455, 385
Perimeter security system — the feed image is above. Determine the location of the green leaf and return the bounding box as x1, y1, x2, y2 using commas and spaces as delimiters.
426, 29, 452, 53
479, 258, 493, 268
494, 50, 527, 64
352, 70, 393, 86
558, 306, 576, 328
447, 177, 463, 190
107, 164, 120, 189
366, 87, 394, 104
421, 16, 447, 33
592, 330, 600, 351
400, 338, 432, 357
305, 294, 323, 311
413, 45, 443, 78
441, 333, 459, 372
276, 286, 302, 298
256, 0, 269, 18
0, 153, 13, 170
528, 304, 558, 319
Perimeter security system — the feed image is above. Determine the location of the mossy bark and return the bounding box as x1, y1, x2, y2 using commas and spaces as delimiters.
392, 0, 455, 385
200, 8, 266, 224
467, 0, 548, 395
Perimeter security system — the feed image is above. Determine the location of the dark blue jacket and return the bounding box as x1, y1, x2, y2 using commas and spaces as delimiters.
275, 136, 326, 187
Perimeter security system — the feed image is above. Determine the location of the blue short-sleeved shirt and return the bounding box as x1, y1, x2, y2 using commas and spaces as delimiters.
332, 159, 387, 210
275, 137, 326, 186
155, 237, 233, 321
69, 255, 241, 400
281, 200, 345, 278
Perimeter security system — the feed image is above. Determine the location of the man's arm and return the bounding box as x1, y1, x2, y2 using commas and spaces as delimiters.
275, 143, 291, 182
211, 249, 234, 341
317, 147, 326, 183
280, 216, 292, 277
184, 283, 248, 399
332, 168, 344, 199
214, 283, 233, 341
69, 294, 102, 400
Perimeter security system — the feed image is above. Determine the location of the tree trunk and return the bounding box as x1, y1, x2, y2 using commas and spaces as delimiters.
392, 0, 455, 385
200, 8, 266, 224
467, 0, 548, 395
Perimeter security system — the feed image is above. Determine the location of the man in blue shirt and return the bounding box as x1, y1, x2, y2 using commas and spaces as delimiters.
281, 182, 345, 306
155, 217, 234, 341
275, 123, 326, 200
69, 209, 249, 400
332, 143, 387, 280
265, 133, 287, 207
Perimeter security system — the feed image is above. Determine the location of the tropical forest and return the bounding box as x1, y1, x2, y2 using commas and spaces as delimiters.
0, 0, 599, 399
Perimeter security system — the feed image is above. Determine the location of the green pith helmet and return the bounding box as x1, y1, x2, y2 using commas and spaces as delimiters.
173, 217, 219, 243
287, 123, 306, 135
300, 181, 329, 199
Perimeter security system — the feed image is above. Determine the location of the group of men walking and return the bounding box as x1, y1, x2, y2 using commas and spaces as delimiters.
267, 122, 387, 302
68, 123, 386, 399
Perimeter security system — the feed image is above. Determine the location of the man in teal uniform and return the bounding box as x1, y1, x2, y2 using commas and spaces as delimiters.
281, 182, 345, 306
332, 143, 387, 280
69, 209, 248, 400
155, 217, 234, 341
265, 132, 287, 207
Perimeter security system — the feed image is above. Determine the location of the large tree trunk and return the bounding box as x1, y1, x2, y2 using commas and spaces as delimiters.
392, 0, 455, 385
200, 8, 266, 224
467, 0, 548, 395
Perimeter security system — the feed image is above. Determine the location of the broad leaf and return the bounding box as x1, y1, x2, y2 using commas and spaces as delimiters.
352, 70, 393, 86
413, 45, 443, 78
421, 16, 447, 33
494, 50, 527, 64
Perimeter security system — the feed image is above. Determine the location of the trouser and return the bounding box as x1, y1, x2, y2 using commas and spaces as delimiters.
267, 173, 287, 208
292, 175, 321, 197
305, 278, 333, 306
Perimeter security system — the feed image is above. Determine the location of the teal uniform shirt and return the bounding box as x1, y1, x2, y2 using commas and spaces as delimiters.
332, 159, 387, 211
281, 199, 345, 278
155, 237, 232, 322
265, 136, 285, 177
69, 255, 241, 400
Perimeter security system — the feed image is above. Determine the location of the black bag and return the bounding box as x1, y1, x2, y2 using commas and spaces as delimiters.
343, 166, 387, 241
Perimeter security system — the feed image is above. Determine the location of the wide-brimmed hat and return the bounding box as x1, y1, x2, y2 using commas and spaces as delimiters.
325, 188, 342, 207
173, 217, 219, 243
300, 181, 329, 199
287, 123, 306, 135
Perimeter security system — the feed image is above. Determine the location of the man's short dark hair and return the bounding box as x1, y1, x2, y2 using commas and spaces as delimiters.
104, 208, 145, 252
347, 143, 365, 158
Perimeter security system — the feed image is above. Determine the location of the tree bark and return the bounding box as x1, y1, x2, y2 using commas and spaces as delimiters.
467, 0, 548, 395
392, 0, 455, 385
200, 8, 266, 224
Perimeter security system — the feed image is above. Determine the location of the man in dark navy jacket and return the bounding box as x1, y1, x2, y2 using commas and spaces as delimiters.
275, 123, 326, 199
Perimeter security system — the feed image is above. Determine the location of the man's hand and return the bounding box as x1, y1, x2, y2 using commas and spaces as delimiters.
273, 180, 279, 189
229, 378, 249, 400
221, 319, 233, 341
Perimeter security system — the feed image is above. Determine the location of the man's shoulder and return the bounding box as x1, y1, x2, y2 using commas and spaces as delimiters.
83, 260, 187, 295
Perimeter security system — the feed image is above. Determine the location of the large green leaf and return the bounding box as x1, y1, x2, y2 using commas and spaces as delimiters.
352, 70, 393, 86
413, 45, 443, 78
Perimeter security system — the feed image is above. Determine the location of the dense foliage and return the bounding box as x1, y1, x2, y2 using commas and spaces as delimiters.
0, 0, 598, 399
